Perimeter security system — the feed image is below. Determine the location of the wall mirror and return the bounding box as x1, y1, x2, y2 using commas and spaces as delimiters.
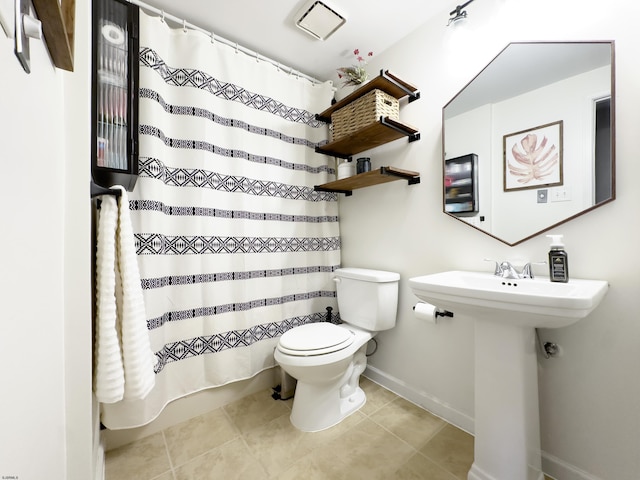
443, 41, 615, 246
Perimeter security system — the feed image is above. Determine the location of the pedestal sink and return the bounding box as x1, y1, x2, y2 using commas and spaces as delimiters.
409, 271, 608, 480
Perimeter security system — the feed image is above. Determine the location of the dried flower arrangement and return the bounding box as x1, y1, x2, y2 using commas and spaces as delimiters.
336, 49, 373, 87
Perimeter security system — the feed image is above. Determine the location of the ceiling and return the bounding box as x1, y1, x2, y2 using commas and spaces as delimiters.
140, 0, 452, 82
445, 42, 613, 118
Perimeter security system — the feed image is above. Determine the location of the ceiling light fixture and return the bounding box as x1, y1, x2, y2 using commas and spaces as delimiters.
447, 0, 475, 26
294, 0, 346, 41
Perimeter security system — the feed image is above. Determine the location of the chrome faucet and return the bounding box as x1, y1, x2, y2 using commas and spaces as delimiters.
484, 259, 543, 279
499, 261, 520, 279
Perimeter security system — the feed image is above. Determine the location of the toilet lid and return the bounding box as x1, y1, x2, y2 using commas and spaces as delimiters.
278, 323, 354, 356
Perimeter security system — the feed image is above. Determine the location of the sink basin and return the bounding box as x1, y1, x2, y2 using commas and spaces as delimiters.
409, 270, 608, 328
409, 270, 609, 480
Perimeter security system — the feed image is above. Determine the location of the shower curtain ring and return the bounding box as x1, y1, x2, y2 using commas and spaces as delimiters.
255, 51, 259, 63
210, 31, 215, 44
160, 10, 165, 22
235, 42, 239, 54
183, 19, 187, 33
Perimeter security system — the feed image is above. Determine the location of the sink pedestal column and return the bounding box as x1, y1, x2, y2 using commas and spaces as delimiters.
468, 318, 544, 480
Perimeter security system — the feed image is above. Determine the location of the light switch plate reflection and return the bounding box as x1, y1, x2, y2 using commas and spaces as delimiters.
0, 0, 13, 37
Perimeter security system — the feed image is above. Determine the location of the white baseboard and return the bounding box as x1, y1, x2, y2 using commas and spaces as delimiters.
542, 451, 604, 480
94, 440, 105, 480
93, 396, 105, 480
363, 365, 475, 435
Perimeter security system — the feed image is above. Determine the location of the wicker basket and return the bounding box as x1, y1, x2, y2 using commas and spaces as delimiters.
331, 89, 399, 141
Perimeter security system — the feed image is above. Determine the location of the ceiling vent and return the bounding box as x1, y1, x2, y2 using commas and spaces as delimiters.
294, 1, 346, 41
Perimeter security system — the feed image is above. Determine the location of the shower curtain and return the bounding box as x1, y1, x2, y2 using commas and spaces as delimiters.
100, 11, 339, 429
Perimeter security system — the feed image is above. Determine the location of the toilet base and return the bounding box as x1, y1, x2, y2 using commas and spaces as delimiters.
290, 382, 366, 432
289, 346, 368, 432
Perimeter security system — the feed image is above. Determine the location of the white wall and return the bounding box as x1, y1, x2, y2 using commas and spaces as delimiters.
0, 1, 93, 479
63, 1, 95, 478
0, 27, 67, 480
347, 1, 640, 479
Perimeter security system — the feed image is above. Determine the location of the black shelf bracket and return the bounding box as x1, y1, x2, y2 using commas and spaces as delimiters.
379, 117, 421, 143
314, 185, 353, 196
315, 113, 331, 124
315, 146, 352, 159
380, 166, 421, 185
380, 69, 420, 103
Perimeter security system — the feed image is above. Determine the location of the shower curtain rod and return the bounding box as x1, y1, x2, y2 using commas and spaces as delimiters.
126, 0, 323, 85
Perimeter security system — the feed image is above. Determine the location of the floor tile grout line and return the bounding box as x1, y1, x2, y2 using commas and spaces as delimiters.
166, 433, 244, 472
220, 403, 246, 438
413, 448, 465, 480
160, 430, 177, 480
221, 404, 272, 478
412, 425, 474, 480
238, 431, 272, 478
161, 404, 248, 474
364, 395, 450, 445
234, 398, 328, 478
361, 393, 467, 479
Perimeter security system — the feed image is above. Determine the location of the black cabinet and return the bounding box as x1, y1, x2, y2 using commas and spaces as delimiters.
445, 153, 478, 216
91, 0, 139, 191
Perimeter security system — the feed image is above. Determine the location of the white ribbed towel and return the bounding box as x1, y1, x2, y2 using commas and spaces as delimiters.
112, 186, 156, 400
94, 194, 125, 403
94, 187, 156, 404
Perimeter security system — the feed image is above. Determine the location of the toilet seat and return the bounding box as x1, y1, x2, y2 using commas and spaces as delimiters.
278, 323, 354, 356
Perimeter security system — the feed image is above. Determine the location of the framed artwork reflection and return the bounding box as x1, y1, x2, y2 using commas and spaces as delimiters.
503, 120, 563, 192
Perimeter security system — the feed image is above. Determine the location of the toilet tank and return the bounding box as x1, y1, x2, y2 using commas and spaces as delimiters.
334, 268, 400, 331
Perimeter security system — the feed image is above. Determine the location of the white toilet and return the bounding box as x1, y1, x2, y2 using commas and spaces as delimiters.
274, 267, 400, 432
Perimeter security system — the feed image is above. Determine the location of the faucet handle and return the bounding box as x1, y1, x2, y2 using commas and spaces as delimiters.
521, 261, 546, 279
484, 258, 501, 276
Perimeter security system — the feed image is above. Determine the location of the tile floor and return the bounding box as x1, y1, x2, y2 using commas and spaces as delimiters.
105, 378, 545, 479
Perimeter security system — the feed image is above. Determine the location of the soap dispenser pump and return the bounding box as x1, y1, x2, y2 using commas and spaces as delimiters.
547, 234, 569, 283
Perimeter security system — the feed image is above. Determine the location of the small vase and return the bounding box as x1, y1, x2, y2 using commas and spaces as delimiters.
334, 85, 356, 102
334, 77, 370, 102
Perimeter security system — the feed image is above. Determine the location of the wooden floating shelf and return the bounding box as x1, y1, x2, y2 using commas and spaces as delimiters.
316, 117, 420, 158
32, 0, 75, 71
317, 70, 420, 122
314, 166, 420, 196
313, 70, 420, 196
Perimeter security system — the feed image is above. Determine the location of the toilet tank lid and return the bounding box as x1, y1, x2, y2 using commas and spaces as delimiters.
334, 268, 400, 283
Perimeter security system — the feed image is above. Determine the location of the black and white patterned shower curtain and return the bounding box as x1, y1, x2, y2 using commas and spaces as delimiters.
101, 11, 339, 429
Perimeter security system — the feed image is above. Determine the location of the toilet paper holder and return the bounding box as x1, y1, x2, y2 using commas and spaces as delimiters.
412, 304, 454, 318
434, 309, 453, 318
413, 302, 453, 324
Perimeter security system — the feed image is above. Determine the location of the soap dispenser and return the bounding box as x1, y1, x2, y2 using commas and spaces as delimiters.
547, 234, 569, 283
